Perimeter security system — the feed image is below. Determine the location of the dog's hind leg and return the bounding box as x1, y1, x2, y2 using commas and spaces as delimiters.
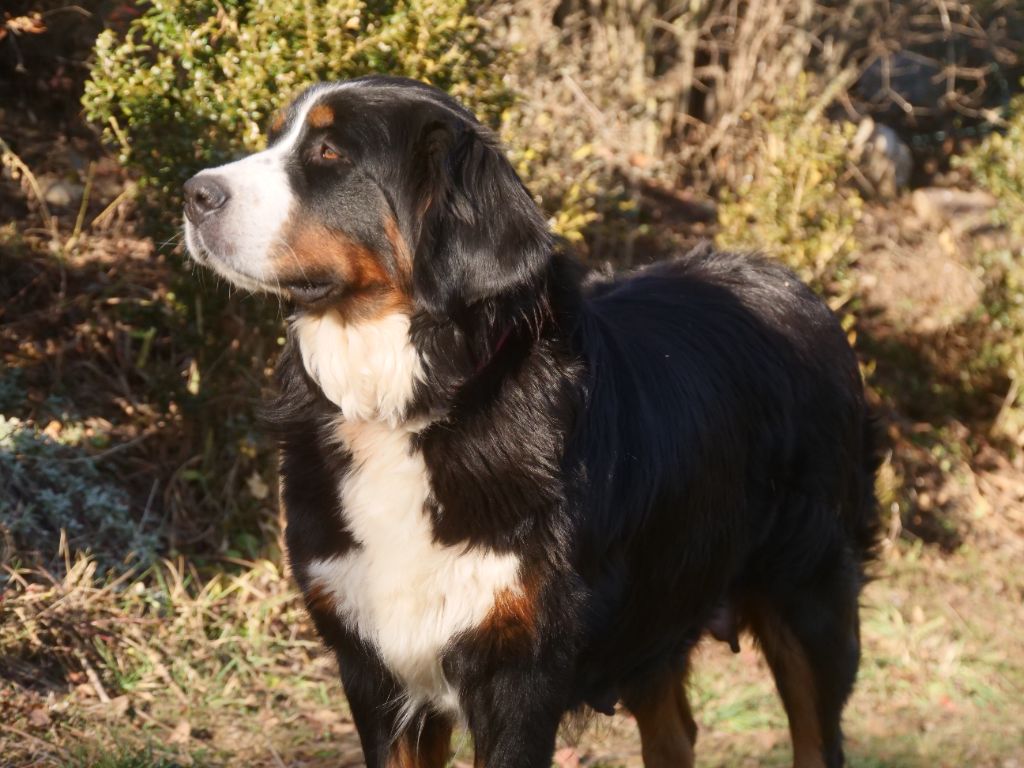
623, 665, 698, 768
746, 556, 862, 768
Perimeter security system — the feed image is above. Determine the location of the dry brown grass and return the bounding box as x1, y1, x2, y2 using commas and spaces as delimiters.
0, 551, 360, 767
3, 487, 1023, 767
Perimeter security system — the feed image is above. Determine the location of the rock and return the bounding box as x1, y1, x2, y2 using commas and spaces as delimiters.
852, 118, 913, 199
857, 239, 984, 334
42, 178, 84, 209
911, 187, 998, 235
854, 53, 945, 125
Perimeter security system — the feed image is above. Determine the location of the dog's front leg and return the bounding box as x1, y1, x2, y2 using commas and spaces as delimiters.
457, 663, 566, 768
331, 633, 453, 767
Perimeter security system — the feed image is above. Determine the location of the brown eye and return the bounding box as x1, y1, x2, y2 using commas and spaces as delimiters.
319, 142, 342, 162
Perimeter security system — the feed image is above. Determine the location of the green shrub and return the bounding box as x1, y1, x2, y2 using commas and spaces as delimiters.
715, 77, 863, 295
83, 0, 510, 204
501, 105, 607, 246
958, 94, 1024, 238
957, 93, 1024, 444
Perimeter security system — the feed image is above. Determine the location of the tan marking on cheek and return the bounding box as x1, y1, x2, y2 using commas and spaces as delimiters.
384, 216, 413, 274
275, 221, 412, 321
307, 104, 335, 129
278, 224, 359, 282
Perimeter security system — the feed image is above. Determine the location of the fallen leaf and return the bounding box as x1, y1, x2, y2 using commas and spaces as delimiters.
247, 471, 269, 500
169, 719, 191, 745
74, 683, 96, 699
28, 708, 50, 728
106, 695, 131, 719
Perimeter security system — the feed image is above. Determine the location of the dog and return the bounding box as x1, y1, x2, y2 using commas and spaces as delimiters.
183, 76, 880, 768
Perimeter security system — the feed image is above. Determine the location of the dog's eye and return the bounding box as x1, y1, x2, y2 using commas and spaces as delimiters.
318, 141, 345, 163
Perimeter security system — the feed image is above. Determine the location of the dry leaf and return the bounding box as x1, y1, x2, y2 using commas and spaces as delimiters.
4, 14, 47, 36
169, 719, 191, 745
246, 471, 269, 500
107, 695, 131, 719
74, 683, 96, 699
28, 707, 50, 728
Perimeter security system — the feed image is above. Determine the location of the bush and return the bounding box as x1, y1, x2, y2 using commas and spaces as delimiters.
958, 94, 1024, 238
957, 97, 1024, 443
83, 0, 510, 205
715, 77, 863, 294
0, 415, 160, 574
492, 0, 860, 255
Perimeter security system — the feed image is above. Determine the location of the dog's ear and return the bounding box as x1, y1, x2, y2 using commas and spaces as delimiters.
411, 118, 552, 316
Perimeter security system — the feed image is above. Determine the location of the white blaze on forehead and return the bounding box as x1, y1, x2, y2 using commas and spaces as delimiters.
307, 417, 522, 719
185, 82, 353, 280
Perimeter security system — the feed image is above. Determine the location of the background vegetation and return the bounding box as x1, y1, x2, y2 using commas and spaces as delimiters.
2, 0, 1023, 765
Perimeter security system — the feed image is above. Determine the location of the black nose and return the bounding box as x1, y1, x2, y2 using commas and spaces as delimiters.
183, 175, 229, 223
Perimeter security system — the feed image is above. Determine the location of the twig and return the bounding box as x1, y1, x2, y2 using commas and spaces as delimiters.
66, 160, 95, 251
75, 651, 112, 703
266, 739, 289, 768
89, 183, 136, 230
67, 426, 160, 463
0, 136, 59, 244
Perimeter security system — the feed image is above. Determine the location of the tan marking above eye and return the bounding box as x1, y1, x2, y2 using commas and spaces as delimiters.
269, 110, 287, 134
307, 103, 335, 128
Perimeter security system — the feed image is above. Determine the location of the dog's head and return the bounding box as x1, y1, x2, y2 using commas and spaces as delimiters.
183, 76, 552, 320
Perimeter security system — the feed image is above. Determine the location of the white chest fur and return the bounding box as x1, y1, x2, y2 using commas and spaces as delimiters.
292, 310, 423, 425
296, 311, 522, 716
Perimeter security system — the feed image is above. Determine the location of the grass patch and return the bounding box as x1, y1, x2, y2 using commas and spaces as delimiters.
8, 531, 1020, 766
0, 554, 357, 766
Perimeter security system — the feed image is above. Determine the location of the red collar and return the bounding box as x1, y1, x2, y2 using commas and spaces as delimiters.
474, 326, 514, 374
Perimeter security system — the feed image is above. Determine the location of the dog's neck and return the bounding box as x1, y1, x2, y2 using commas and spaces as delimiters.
291, 310, 423, 426
287, 254, 577, 427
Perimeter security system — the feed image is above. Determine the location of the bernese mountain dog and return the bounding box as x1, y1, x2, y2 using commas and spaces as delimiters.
183, 76, 880, 768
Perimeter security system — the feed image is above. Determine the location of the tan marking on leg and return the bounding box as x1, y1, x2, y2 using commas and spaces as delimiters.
387, 714, 453, 768
476, 584, 538, 655
625, 672, 697, 768
302, 581, 337, 614
751, 608, 826, 768
307, 103, 335, 128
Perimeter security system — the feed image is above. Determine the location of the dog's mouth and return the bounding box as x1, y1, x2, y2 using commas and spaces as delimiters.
283, 279, 336, 305
186, 227, 342, 305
